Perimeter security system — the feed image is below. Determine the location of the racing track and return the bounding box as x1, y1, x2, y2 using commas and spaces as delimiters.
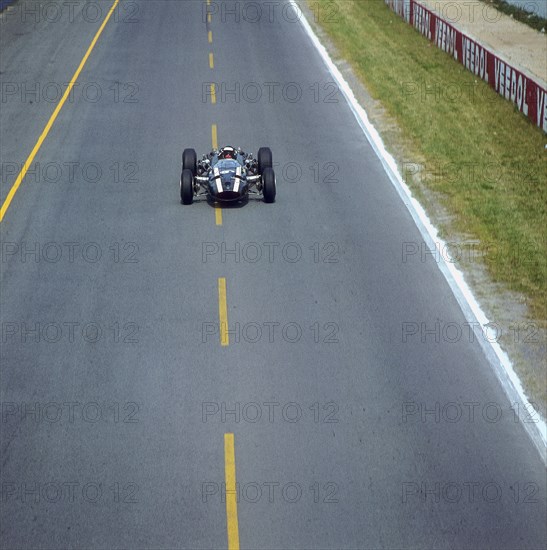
0, 1, 545, 548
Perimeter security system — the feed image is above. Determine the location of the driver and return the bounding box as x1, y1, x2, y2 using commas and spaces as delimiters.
218, 146, 237, 159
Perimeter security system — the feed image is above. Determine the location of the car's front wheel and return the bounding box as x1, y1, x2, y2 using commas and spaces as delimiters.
257, 147, 272, 175
182, 148, 197, 176
262, 167, 276, 203
180, 169, 194, 204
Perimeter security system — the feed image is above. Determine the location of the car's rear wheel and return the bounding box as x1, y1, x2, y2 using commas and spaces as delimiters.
257, 147, 272, 175
180, 169, 194, 204
182, 148, 197, 176
262, 167, 276, 203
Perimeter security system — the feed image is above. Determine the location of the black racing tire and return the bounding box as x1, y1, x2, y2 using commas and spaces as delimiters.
257, 147, 272, 175
182, 148, 197, 176
180, 169, 194, 204
262, 167, 276, 203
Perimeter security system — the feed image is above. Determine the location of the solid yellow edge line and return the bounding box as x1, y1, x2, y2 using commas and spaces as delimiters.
0, 0, 120, 223
218, 277, 229, 346
224, 433, 240, 550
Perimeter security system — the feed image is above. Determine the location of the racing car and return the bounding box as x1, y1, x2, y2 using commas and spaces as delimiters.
180, 145, 276, 204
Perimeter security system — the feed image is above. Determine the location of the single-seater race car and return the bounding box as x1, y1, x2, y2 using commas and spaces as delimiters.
180, 145, 276, 204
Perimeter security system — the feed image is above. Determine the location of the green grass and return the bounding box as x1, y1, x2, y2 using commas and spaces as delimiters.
309, 0, 546, 321
480, 0, 547, 32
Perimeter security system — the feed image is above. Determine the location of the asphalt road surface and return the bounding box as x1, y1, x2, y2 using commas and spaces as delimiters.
1, 1, 545, 548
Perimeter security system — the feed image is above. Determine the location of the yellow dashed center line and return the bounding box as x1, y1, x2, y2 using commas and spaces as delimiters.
215, 206, 223, 226
224, 433, 240, 550
211, 122, 221, 223
218, 278, 229, 346
211, 123, 218, 150
207, 9, 220, 225
0, 0, 120, 222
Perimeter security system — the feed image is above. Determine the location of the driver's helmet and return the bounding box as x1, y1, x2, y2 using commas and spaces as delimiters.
218, 146, 237, 160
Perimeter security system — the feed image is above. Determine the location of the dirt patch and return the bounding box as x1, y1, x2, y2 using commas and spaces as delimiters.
418, 0, 547, 83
